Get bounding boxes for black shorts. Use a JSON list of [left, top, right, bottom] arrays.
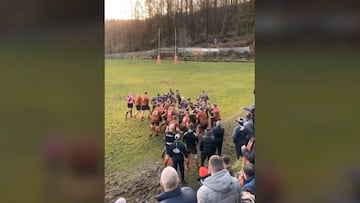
[[127, 103, 133, 108], [141, 105, 150, 110], [136, 105, 141, 111], [199, 123, 208, 130], [186, 147, 197, 155], [152, 121, 160, 126]]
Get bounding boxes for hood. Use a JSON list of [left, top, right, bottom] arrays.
[[156, 186, 182, 201], [203, 169, 235, 193]]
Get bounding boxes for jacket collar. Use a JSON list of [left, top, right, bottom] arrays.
[[156, 186, 182, 201], [244, 175, 255, 185]]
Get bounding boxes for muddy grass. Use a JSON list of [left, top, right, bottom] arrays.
[[105, 113, 245, 203]]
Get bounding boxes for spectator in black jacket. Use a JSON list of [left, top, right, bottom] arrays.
[[183, 124, 199, 169], [212, 121, 225, 156], [156, 166, 197, 203], [232, 118, 248, 159], [169, 134, 188, 184], [199, 129, 216, 166]]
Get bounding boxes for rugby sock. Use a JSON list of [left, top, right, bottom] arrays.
[[164, 157, 169, 167]]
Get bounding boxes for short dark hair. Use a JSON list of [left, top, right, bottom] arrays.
[[222, 155, 230, 165], [209, 155, 224, 173], [188, 123, 194, 130], [243, 163, 255, 178]]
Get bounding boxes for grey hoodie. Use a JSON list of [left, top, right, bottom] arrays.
[[197, 169, 242, 203]]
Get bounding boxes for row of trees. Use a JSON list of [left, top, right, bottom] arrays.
[[105, 0, 254, 53]]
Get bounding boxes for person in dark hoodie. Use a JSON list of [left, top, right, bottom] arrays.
[[197, 155, 242, 203], [169, 134, 188, 184], [199, 129, 216, 166], [212, 120, 225, 156], [183, 123, 199, 169], [232, 117, 248, 159], [156, 166, 197, 203]]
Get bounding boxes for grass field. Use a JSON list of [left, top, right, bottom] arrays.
[[105, 59, 254, 201]]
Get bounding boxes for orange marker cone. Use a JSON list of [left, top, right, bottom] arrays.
[[157, 55, 161, 63]]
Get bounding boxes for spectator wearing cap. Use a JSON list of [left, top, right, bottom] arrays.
[[212, 120, 225, 156], [199, 129, 216, 166], [156, 166, 197, 203], [169, 134, 188, 184], [232, 118, 248, 159], [197, 166, 211, 188], [197, 155, 241, 203]]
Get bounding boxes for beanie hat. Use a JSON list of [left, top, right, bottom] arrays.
[[198, 167, 209, 177]]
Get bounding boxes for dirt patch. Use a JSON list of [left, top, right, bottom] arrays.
[[105, 161, 163, 203]]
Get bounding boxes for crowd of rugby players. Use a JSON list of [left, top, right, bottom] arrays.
[[125, 89, 222, 181], [126, 88, 221, 138]]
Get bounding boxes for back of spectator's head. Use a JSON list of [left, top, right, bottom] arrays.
[[209, 155, 224, 174], [222, 155, 231, 166], [160, 166, 179, 192], [243, 163, 255, 179], [115, 197, 126, 203]]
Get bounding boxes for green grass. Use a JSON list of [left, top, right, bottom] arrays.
[[105, 59, 254, 181]]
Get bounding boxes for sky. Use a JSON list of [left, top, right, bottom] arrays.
[[105, 0, 145, 20]]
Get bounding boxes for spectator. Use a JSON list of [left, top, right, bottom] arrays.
[[199, 129, 216, 166], [197, 155, 242, 203], [115, 197, 126, 203], [169, 134, 188, 184], [212, 121, 225, 156], [241, 136, 255, 165], [222, 155, 234, 176], [156, 166, 197, 203], [197, 166, 210, 188], [232, 118, 248, 159], [241, 163, 255, 195], [243, 113, 254, 143]]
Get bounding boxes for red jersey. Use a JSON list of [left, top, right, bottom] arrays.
[[197, 110, 208, 124], [212, 107, 221, 120], [151, 107, 161, 122], [167, 106, 175, 121], [135, 95, 142, 105], [181, 115, 190, 127], [141, 94, 149, 106]]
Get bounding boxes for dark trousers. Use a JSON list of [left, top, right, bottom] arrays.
[[200, 153, 214, 166], [215, 141, 223, 156], [172, 158, 185, 182]]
